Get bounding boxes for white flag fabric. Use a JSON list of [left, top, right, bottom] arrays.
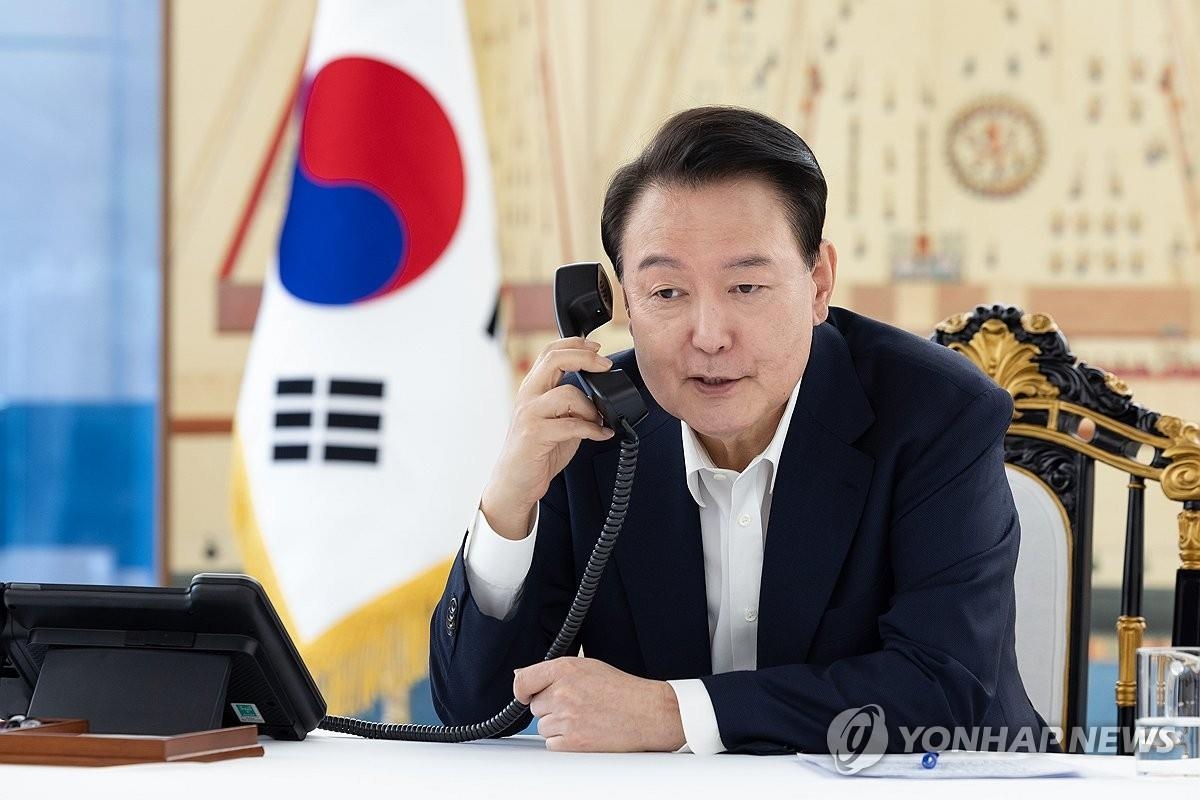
[[232, 0, 509, 718]]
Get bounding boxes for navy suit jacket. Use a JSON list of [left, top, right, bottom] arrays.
[[430, 306, 1047, 754]]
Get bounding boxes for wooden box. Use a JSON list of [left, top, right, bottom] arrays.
[[0, 720, 264, 766]]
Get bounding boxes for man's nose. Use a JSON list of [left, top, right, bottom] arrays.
[[690, 301, 733, 354]]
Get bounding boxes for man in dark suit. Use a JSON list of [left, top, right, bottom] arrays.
[[429, 106, 1047, 754]]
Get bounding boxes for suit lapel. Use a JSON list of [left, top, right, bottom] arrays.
[[593, 400, 712, 680], [757, 322, 876, 668], [593, 319, 876, 677]]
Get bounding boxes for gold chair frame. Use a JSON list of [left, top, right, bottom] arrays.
[[935, 305, 1200, 753]]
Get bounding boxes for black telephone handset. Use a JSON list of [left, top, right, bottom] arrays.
[[553, 262, 648, 432], [321, 262, 643, 744]]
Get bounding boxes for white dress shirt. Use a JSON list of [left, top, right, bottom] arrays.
[[463, 377, 802, 754]]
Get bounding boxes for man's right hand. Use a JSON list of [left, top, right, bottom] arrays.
[[479, 337, 616, 540]]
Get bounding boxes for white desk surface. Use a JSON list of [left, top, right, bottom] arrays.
[[0, 731, 1172, 798]]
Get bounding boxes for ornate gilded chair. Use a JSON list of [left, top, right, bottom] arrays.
[[933, 305, 1200, 753]]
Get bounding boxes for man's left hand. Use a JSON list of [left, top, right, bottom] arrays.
[[513, 657, 686, 752]]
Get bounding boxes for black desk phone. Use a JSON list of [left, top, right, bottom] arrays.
[[320, 262, 646, 741]]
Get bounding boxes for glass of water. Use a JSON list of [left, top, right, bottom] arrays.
[[1136, 646, 1200, 776]]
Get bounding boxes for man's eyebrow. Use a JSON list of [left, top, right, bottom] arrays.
[[636, 254, 680, 270], [726, 254, 773, 268], [635, 254, 774, 270]]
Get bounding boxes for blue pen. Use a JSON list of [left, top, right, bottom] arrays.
[[921, 751, 939, 769]]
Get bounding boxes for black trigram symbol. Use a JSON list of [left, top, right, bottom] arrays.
[[271, 377, 385, 464], [272, 378, 314, 461], [323, 378, 383, 463]]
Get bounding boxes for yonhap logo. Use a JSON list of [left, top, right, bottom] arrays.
[[827, 704, 889, 774]]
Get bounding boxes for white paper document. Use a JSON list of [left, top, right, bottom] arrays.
[[798, 751, 1083, 779]]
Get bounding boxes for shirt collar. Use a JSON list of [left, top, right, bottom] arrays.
[[681, 376, 803, 507]]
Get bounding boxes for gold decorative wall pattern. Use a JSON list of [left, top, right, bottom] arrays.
[[166, 0, 1200, 592], [944, 95, 1045, 198]]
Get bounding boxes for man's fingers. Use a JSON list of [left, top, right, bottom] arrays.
[[535, 713, 564, 739], [513, 659, 561, 704], [538, 336, 599, 358], [536, 417, 613, 444], [524, 387, 613, 442], [523, 348, 613, 397], [528, 689, 555, 719], [530, 384, 604, 426]]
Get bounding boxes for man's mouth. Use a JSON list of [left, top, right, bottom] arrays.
[[691, 376, 742, 389]]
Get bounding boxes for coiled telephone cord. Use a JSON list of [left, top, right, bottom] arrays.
[[318, 420, 640, 742]]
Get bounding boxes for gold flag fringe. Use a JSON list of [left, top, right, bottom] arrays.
[[301, 560, 452, 718], [230, 432, 453, 719], [229, 433, 301, 641]]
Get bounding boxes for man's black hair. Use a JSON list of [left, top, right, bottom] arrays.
[[600, 106, 827, 281]]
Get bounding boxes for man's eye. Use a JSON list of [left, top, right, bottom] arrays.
[[734, 284, 761, 294], [654, 288, 680, 300]]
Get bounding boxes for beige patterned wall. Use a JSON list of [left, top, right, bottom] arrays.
[[167, 0, 314, 576], [168, 0, 1200, 593]]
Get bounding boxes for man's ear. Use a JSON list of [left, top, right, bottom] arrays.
[[622, 286, 634, 337], [811, 240, 837, 325]]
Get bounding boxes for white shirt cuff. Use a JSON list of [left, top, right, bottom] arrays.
[[666, 679, 725, 755], [463, 504, 539, 620]]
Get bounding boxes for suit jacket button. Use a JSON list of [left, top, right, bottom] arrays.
[[446, 596, 459, 636]]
